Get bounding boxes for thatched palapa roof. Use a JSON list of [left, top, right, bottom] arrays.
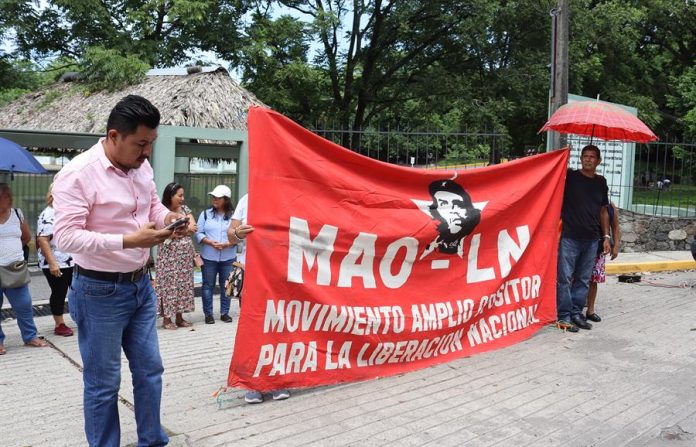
[[0, 67, 264, 134]]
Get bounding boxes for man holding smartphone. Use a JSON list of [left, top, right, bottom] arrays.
[[52, 95, 183, 447], [164, 216, 189, 230]]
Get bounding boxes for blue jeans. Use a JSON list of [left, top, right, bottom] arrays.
[[69, 271, 168, 447], [0, 285, 38, 344], [201, 259, 234, 317], [556, 237, 599, 322]]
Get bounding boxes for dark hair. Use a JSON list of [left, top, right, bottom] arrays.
[[161, 182, 183, 210], [429, 180, 474, 207], [0, 182, 11, 197], [581, 145, 601, 159], [208, 197, 234, 220], [106, 95, 160, 136], [428, 179, 480, 240]]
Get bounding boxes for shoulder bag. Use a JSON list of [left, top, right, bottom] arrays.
[[225, 261, 245, 300], [0, 260, 30, 289]]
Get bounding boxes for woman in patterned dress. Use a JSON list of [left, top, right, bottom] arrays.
[[586, 201, 620, 322], [155, 182, 197, 330]]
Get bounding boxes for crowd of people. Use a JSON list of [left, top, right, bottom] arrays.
[[0, 95, 619, 446], [0, 170, 251, 350], [0, 145, 253, 341], [0, 95, 288, 446]]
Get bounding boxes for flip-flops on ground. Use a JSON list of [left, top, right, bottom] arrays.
[[24, 338, 48, 347]]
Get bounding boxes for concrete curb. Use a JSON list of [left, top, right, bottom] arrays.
[[606, 260, 696, 274]]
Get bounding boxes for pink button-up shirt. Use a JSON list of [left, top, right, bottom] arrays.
[[53, 138, 169, 272]]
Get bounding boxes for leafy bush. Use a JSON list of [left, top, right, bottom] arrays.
[[78, 46, 150, 93], [0, 88, 32, 107]]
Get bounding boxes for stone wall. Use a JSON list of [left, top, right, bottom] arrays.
[[619, 208, 696, 252]]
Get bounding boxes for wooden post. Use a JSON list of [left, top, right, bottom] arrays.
[[549, 0, 569, 150]]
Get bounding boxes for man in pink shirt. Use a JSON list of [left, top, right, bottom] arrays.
[[53, 95, 181, 447]]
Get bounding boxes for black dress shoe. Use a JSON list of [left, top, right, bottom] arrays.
[[220, 314, 233, 323], [585, 312, 602, 322], [205, 315, 215, 324], [571, 314, 592, 330]]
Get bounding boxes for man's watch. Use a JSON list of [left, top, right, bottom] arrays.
[[603, 235, 611, 239]]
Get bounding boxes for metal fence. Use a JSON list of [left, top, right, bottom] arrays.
[[315, 128, 696, 218], [173, 173, 237, 218], [312, 128, 509, 169], [3, 170, 237, 264], [9, 132, 696, 264], [314, 129, 696, 217], [0, 171, 54, 264], [627, 141, 696, 217]]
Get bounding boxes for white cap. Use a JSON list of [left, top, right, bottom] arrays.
[[208, 185, 231, 198]]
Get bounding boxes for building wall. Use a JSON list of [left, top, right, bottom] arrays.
[[618, 208, 696, 252]]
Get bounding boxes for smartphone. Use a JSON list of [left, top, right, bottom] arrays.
[[164, 216, 189, 231]]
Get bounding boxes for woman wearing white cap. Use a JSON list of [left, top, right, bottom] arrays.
[[195, 185, 237, 324]]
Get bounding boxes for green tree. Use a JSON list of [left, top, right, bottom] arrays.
[[0, 0, 250, 66], [569, 0, 696, 138], [243, 1, 695, 151], [238, 13, 328, 124], [669, 67, 696, 138], [2, 0, 695, 152], [242, 1, 502, 149], [238, 1, 558, 154], [79, 46, 150, 92]]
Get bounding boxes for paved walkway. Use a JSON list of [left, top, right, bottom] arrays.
[[3, 256, 696, 446]]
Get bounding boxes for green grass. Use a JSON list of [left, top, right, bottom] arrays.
[[433, 155, 507, 168], [435, 158, 489, 168], [631, 184, 696, 209], [35, 90, 62, 110]]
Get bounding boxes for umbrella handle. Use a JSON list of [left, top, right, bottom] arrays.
[[590, 124, 595, 145]]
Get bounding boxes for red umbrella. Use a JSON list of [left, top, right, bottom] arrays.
[[539, 100, 658, 143]]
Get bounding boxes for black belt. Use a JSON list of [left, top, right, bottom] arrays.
[[76, 265, 147, 283]]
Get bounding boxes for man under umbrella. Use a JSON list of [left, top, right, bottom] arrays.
[[555, 145, 611, 332], [539, 99, 657, 331]]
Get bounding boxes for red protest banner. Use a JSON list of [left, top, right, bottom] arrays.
[[228, 107, 568, 391]]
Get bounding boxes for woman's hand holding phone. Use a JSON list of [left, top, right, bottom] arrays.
[[164, 216, 189, 231], [164, 214, 190, 239]]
